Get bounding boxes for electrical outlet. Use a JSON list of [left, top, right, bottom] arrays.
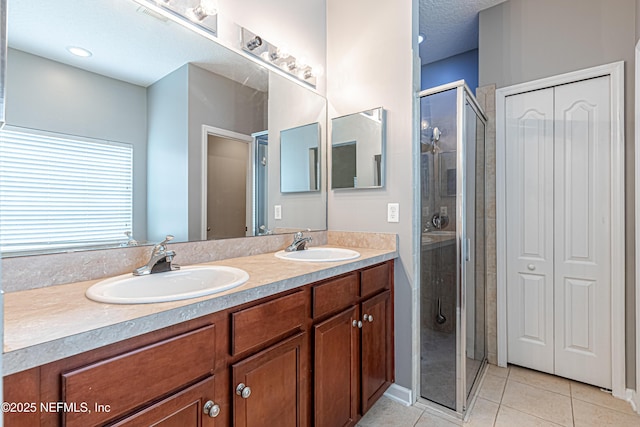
[[387, 203, 399, 223], [274, 205, 282, 220], [440, 206, 448, 216]]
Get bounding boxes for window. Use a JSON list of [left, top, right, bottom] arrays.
[[0, 127, 133, 255]]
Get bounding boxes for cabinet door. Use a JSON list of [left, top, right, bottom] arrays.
[[314, 306, 359, 427], [361, 290, 392, 413], [232, 333, 306, 427], [109, 376, 219, 427]]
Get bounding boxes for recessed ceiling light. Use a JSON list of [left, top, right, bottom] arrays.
[[67, 46, 92, 58], [418, 33, 425, 44]]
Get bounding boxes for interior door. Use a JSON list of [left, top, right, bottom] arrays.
[[505, 77, 613, 389], [505, 87, 555, 374], [553, 76, 611, 388]]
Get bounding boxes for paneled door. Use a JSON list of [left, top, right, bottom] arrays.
[[505, 76, 612, 388]]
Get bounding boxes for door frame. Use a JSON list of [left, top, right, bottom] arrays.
[[200, 125, 253, 241], [496, 62, 625, 398]]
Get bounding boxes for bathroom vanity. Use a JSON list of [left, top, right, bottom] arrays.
[[3, 245, 395, 427]]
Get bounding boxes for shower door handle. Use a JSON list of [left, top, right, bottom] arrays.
[[464, 238, 471, 262]]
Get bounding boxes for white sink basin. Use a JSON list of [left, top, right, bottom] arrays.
[[86, 265, 249, 304], [275, 247, 360, 262]]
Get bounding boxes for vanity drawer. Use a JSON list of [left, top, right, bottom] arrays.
[[62, 324, 216, 427], [312, 273, 358, 319], [360, 262, 390, 298], [231, 290, 306, 356]]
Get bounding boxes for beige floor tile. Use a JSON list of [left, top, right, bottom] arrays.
[[478, 373, 506, 403], [573, 399, 640, 427], [486, 363, 509, 379], [494, 406, 564, 427], [501, 380, 573, 426], [571, 381, 637, 415], [466, 398, 499, 427], [508, 365, 571, 396], [357, 397, 423, 427], [414, 411, 461, 427]]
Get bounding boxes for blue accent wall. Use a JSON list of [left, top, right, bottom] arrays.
[[421, 49, 479, 92]]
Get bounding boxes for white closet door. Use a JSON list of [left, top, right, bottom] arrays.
[[505, 88, 555, 373], [553, 76, 611, 388]]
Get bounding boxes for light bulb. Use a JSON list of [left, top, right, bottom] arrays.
[[186, 2, 217, 22], [312, 65, 324, 77], [278, 46, 291, 59]]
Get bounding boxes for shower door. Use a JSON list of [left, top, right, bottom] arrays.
[[419, 81, 486, 415]]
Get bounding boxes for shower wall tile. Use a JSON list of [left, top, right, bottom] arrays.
[[476, 84, 498, 362]]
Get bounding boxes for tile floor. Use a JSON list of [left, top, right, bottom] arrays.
[[357, 364, 640, 426]]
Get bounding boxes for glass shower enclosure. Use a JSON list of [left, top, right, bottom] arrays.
[[418, 81, 487, 416]]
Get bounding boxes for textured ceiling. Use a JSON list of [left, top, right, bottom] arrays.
[[419, 0, 507, 65]]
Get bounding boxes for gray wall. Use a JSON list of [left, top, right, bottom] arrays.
[[187, 64, 267, 241], [5, 48, 148, 241], [147, 65, 189, 242], [479, 0, 637, 388], [147, 63, 268, 243], [268, 71, 327, 233], [327, 0, 416, 390]]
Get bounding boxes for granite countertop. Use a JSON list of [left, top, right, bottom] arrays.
[[3, 244, 397, 375]]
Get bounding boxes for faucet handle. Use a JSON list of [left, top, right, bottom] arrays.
[[154, 235, 174, 252], [293, 231, 303, 240]]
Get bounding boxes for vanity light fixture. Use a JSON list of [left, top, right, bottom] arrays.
[[138, 0, 217, 37], [241, 27, 319, 88], [186, 2, 217, 22], [67, 46, 92, 57]]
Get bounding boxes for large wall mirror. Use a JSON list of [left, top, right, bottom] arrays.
[[331, 107, 385, 190], [0, 0, 327, 256]]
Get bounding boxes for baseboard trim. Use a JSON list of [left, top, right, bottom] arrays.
[[383, 383, 413, 406], [626, 388, 640, 414]]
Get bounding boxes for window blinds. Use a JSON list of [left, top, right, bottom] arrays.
[[0, 128, 133, 254]]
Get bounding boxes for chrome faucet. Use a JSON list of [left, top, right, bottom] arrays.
[[285, 232, 312, 252], [133, 235, 180, 275]]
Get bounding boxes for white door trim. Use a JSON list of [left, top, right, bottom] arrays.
[[496, 62, 626, 398], [634, 41, 640, 413], [200, 125, 252, 241]]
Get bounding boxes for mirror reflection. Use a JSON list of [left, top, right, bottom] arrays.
[[0, 0, 327, 256], [280, 122, 320, 193], [331, 107, 385, 190]]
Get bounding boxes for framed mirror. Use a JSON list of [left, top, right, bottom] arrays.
[[280, 122, 320, 193], [0, 0, 327, 256], [331, 107, 385, 190]]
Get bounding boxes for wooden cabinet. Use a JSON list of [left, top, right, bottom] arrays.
[[62, 325, 216, 426], [314, 306, 359, 427], [313, 263, 394, 427], [3, 261, 394, 427], [231, 333, 306, 427], [361, 290, 393, 413], [110, 376, 219, 427]]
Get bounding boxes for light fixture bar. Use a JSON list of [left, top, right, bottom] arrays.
[[240, 27, 317, 88]]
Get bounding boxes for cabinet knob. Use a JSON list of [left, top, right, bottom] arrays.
[[352, 319, 362, 329], [236, 383, 252, 399], [363, 314, 374, 322], [203, 400, 220, 418], [527, 264, 536, 271]]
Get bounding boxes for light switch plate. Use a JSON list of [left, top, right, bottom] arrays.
[[274, 205, 282, 220], [387, 203, 399, 223]]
